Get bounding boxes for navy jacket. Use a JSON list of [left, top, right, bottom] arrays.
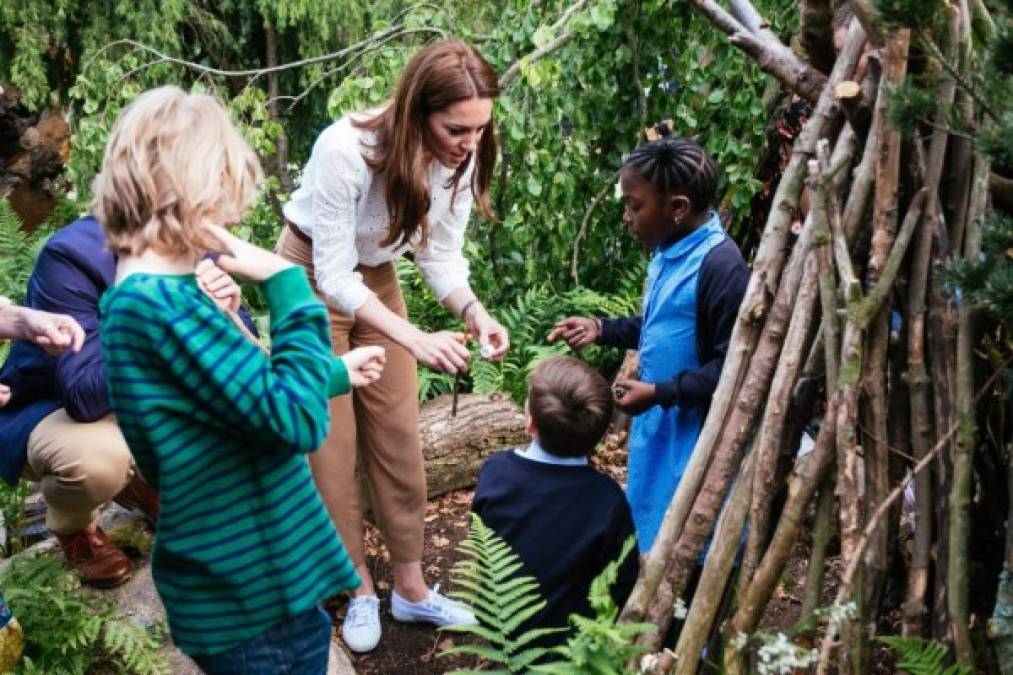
[[472, 452, 639, 643], [0, 215, 256, 485], [598, 236, 748, 410]]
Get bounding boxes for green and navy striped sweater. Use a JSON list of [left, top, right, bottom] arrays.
[[99, 266, 359, 655]]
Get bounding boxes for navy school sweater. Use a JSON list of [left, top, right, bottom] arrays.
[[471, 451, 639, 642]]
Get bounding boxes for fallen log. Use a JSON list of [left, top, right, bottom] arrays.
[[418, 393, 528, 497]]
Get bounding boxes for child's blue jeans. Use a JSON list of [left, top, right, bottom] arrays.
[[190, 607, 333, 674]]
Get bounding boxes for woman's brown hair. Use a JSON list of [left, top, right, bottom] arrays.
[[354, 40, 499, 248]]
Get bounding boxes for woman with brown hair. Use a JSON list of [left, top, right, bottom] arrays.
[[277, 40, 509, 652]]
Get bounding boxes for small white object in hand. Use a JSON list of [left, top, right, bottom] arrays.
[[480, 345, 495, 360]]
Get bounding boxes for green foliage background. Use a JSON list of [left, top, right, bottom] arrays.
[[0, 0, 790, 401]]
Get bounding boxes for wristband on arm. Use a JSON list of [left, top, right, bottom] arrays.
[[459, 298, 480, 322]]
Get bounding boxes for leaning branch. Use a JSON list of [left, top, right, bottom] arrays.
[[687, 0, 829, 103], [82, 26, 446, 81]]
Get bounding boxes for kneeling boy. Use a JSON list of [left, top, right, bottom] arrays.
[[472, 356, 639, 639]]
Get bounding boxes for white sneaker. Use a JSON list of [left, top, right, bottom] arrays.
[[342, 595, 381, 653], [391, 583, 478, 627]]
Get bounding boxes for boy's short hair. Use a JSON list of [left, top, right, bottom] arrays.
[[93, 86, 264, 257], [527, 356, 613, 458]]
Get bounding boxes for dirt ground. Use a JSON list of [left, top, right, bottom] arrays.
[[327, 489, 480, 675]]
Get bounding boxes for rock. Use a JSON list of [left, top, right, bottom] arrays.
[[102, 563, 164, 631]]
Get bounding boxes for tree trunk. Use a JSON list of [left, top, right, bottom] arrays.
[[856, 29, 909, 667], [902, 7, 959, 636], [672, 450, 757, 675], [264, 23, 291, 192], [948, 152, 989, 666]]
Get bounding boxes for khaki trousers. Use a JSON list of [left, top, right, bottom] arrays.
[[24, 410, 133, 535], [278, 227, 426, 565]]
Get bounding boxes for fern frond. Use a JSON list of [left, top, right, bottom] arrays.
[[442, 514, 566, 672], [877, 636, 973, 675]]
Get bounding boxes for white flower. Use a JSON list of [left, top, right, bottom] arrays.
[[639, 653, 659, 674], [673, 596, 688, 620], [731, 631, 749, 652], [754, 632, 818, 675], [816, 599, 859, 637]]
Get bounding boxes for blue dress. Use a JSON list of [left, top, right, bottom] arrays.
[[627, 214, 727, 551]]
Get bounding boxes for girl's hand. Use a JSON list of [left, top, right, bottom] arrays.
[[613, 378, 657, 416], [207, 225, 294, 283], [547, 316, 599, 350], [195, 259, 242, 314], [408, 330, 470, 374], [467, 306, 509, 361], [341, 346, 386, 387], [0, 383, 10, 408]]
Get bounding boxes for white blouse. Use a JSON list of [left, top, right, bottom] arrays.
[[283, 112, 474, 315]]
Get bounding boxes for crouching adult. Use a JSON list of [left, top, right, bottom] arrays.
[[0, 214, 252, 587]]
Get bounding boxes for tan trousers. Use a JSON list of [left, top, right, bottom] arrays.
[[23, 410, 133, 535], [278, 227, 426, 565]]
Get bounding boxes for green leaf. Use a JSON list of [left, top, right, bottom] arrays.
[[532, 26, 555, 49], [526, 176, 543, 196], [589, 4, 614, 31]]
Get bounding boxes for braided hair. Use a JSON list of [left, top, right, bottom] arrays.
[[621, 137, 718, 213]]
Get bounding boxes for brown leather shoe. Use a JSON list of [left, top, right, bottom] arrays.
[[113, 472, 159, 526], [56, 528, 132, 588]]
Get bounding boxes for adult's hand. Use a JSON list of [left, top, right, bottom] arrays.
[[207, 225, 294, 283], [0, 383, 9, 407], [547, 316, 599, 350], [11, 306, 86, 355], [613, 378, 657, 416], [196, 258, 242, 313], [467, 306, 509, 361], [342, 346, 386, 387], [409, 330, 470, 374]]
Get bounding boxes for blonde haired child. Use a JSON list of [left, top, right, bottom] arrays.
[[96, 85, 385, 673]]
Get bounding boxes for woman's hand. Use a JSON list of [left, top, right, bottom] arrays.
[[195, 259, 242, 314], [0, 384, 10, 408], [547, 316, 599, 350], [341, 346, 386, 387], [467, 306, 509, 361], [207, 225, 294, 283], [613, 378, 657, 416], [409, 330, 470, 374]]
